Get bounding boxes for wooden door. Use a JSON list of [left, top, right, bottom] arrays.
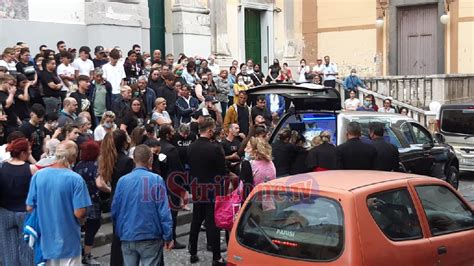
[[245, 9, 261, 65], [398, 4, 438, 75]]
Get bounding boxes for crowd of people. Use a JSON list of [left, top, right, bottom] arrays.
[[0, 40, 402, 266]]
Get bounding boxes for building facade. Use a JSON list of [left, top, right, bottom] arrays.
[[301, 0, 473, 76], [1, 0, 472, 76]]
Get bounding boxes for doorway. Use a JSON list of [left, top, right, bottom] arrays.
[[245, 9, 261, 65], [397, 4, 438, 75]]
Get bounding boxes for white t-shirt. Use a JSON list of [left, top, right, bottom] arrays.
[[102, 63, 126, 94], [344, 98, 361, 111], [378, 107, 396, 113], [72, 58, 94, 77], [0, 60, 17, 73], [94, 124, 117, 141], [152, 110, 171, 124], [56, 63, 76, 91], [297, 66, 310, 82], [313, 64, 324, 73], [208, 63, 220, 77]]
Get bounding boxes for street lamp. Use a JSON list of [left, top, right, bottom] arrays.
[[375, 18, 384, 28], [440, 13, 450, 24], [375, 0, 388, 28]]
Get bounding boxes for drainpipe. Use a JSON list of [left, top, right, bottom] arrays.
[[149, 0, 165, 54]]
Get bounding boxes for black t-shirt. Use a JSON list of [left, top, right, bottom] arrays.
[[70, 91, 91, 115], [172, 132, 197, 165], [121, 112, 144, 135], [0, 91, 19, 129], [236, 105, 250, 135], [40, 70, 62, 97], [43, 127, 54, 138], [93, 58, 108, 68], [237, 73, 252, 85], [250, 72, 265, 86], [16, 61, 36, 81], [19, 121, 45, 161], [14, 88, 30, 121], [221, 138, 242, 156]]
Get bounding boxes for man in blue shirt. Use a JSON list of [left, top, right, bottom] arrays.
[[343, 68, 366, 100], [112, 144, 174, 265], [26, 141, 91, 265]]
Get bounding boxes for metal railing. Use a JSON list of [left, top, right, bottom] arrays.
[[336, 82, 437, 129]]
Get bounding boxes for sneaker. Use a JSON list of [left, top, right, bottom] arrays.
[[190, 255, 200, 264], [172, 241, 186, 250], [82, 253, 100, 265]]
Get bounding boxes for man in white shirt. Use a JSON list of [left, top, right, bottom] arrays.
[[57, 51, 75, 95], [72, 46, 94, 78], [207, 55, 220, 80], [321, 56, 338, 88], [102, 48, 126, 101]]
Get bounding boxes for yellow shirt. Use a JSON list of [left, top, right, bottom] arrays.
[[233, 83, 248, 103]]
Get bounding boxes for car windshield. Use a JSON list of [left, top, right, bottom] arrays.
[[272, 112, 337, 147], [236, 191, 344, 261], [441, 109, 474, 135]]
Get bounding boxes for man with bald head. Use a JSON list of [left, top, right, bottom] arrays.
[[153, 49, 162, 66], [58, 97, 78, 127], [26, 140, 91, 265]]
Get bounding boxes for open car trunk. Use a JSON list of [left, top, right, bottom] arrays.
[[246, 83, 342, 111]]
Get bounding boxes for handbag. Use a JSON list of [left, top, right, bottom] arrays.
[[214, 181, 243, 230]]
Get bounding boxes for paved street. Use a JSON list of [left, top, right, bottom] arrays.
[[93, 230, 228, 265], [459, 172, 474, 204], [92, 174, 474, 265]]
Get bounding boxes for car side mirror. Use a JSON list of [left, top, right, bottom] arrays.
[[434, 133, 445, 144]]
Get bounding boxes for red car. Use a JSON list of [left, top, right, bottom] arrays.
[[227, 171, 474, 265]]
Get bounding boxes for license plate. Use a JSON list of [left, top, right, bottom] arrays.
[[461, 158, 474, 166]]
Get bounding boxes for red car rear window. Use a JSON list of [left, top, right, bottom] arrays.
[[236, 191, 344, 261]]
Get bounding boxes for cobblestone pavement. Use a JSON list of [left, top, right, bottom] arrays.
[[93, 230, 228, 265]]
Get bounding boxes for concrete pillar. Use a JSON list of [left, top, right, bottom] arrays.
[[431, 76, 447, 104], [210, 0, 232, 58], [172, 0, 211, 57], [84, 0, 150, 52]]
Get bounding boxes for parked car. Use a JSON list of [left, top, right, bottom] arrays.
[[436, 104, 474, 172], [227, 171, 474, 266], [247, 83, 460, 188]]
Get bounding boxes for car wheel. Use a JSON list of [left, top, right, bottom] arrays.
[[446, 165, 459, 190]]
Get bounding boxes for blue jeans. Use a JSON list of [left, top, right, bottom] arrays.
[[0, 208, 34, 266], [121, 239, 164, 266]]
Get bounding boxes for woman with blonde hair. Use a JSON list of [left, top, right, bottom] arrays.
[[0, 47, 17, 72], [240, 137, 276, 199], [94, 111, 116, 141], [152, 97, 172, 126], [306, 130, 337, 172]]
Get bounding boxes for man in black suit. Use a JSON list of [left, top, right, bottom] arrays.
[[369, 122, 400, 171], [337, 121, 377, 170], [187, 118, 226, 266], [158, 125, 187, 249]]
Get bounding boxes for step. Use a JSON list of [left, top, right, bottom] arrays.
[[93, 205, 194, 248]]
